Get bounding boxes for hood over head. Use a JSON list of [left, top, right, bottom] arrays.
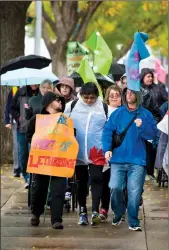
[[122, 87, 142, 109], [140, 68, 154, 85], [55, 77, 75, 93], [41, 91, 65, 114], [120, 73, 126, 82]]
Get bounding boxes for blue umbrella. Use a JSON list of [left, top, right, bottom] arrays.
[[1, 68, 58, 86]]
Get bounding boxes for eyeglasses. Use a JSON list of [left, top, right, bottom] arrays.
[[82, 95, 97, 100], [109, 94, 121, 99]]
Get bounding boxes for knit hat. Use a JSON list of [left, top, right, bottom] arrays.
[[41, 92, 65, 113]]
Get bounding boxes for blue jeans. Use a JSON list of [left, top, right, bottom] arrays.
[[109, 163, 146, 227], [17, 131, 30, 182], [12, 123, 20, 174]]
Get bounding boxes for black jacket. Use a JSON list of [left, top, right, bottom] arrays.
[[141, 87, 162, 123], [26, 92, 65, 143], [140, 68, 168, 108], [11, 86, 39, 132], [25, 92, 43, 120]]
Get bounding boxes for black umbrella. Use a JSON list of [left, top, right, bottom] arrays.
[[0, 55, 52, 75], [109, 63, 126, 82], [70, 72, 114, 89]]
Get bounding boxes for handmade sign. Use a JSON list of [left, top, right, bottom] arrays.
[[126, 31, 150, 91], [27, 113, 79, 178], [66, 42, 89, 75]]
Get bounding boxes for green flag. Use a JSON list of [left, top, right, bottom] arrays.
[[86, 30, 112, 75], [77, 56, 103, 99]]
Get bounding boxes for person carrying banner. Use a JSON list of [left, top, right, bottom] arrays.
[[102, 88, 157, 231], [26, 92, 66, 229]]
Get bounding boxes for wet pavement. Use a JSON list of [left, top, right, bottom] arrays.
[[1, 165, 168, 250]]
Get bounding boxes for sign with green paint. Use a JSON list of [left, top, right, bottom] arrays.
[[66, 42, 89, 75]]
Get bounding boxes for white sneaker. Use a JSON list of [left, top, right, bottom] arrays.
[[65, 192, 71, 201], [129, 226, 142, 231], [24, 183, 29, 189]]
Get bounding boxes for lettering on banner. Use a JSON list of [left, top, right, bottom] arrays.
[[29, 155, 76, 169], [60, 141, 72, 152], [32, 139, 55, 150], [57, 115, 68, 126]]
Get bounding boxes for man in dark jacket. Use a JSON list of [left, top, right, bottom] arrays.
[[11, 85, 39, 187], [26, 92, 66, 229], [4, 87, 20, 177]]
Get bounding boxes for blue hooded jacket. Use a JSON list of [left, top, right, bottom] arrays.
[[102, 92, 158, 166]]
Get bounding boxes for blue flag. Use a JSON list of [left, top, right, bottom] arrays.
[[126, 32, 150, 91]]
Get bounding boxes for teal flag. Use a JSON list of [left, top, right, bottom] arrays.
[[126, 31, 150, 91]]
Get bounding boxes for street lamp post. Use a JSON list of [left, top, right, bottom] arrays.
[[34, 1, 42, 55]]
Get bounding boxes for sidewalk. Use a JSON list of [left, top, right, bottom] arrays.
[[1, 165, 168, 250]]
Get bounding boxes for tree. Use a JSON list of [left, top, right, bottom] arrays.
[[27, 1, 167, 74], [87, 1, 168, 62], [0, 1, 31, 164], [40, 1, 102, 76]]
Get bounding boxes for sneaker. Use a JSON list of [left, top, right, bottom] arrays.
[[65, 192, 71, 201], [112, 215, 122, 226], [149, 174, 156, 180], [14, 173, 20, 178], [78, 213, 89, 225], [24, 183, 29, 189], [99, 208, 108, 221], [30, 215, 40, 226], [129, 226, 142, 231], [52, 222, 64, 229], [91, 211, 101, 226], [122, 214, 126, 221]]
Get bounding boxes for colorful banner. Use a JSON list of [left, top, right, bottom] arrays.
[[126, 31, 150, 91], [27, 113, 79, 178], [66, 42, 88, 75], [155, 59, 167, 84]]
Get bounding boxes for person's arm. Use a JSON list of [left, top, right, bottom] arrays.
[[102, 112, 117, 153], [25, 116, 36, 144], [137, 110, 158, 140], [10, 89, 20, 122], [64, 101, 72, 116], [4, 90, 12, 125], [24, 101, 33, 120], [159, 83, 168, 102], [160, 101, 168, 118]]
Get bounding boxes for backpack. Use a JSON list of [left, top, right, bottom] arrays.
[[70, 99, 108, 118]]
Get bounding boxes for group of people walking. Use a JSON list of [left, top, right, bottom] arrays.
[[4, 67, 168, 231]]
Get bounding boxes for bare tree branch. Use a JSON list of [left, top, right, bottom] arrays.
[[42, 4, 56, 33], [62, 2, 78, 36], [72, 1, 102, 42], [42, 18, 55, 56], [52, 1, 67, 42]]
